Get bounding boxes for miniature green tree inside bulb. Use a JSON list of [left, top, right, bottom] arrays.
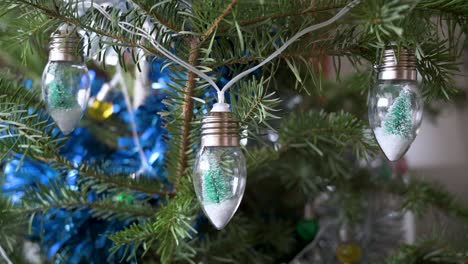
[[383, 89, 413, 138], [202, 156, 231, 204]]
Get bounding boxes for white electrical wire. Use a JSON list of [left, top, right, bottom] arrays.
[[82, 1, 221, 92], [0, 245, 13, 264], [118, 21, 221, 92], [83, 0, 361, 105], [110, 66, 153, 178], [221, 0, 361, 94]]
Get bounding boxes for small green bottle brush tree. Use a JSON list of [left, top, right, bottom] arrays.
[[203, 162, 231, 204], [383, 89, 413, 138]]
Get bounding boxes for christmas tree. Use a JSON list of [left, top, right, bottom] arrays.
[[0, 0, 467, 263], [383, 89, 413, 138]]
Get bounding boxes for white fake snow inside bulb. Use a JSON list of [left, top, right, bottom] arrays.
[[374, 127, 411, 161], [50, 108, 84, 135], [202, 199, 240, 229]]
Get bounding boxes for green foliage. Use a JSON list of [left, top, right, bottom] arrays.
[[416, 41, 462, 100], [55, 158, 168, 197], [109, 190, 197, 263], [229, 76, 281, 139], [161, 62, 205, 185], [0, 77, 63, 162], [279, 110, 377, 159], [0, 9, 50, 79], [386, 240, 468, 264], [21, 180, 156, 221], [355, 0, 411, 44], [1, 0, 468, 263], [398, 178, 468, 222], [0, 197, 25, 254], [247, 110, 378, 198], [191, 216, 296, 264]]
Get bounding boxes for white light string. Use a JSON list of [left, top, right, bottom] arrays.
[[221, 0, 361, 94], [83, 0, 360, 105], [0, 245, 13, 264], [109, 66, 153, 178], [82, 1, 221, 92]]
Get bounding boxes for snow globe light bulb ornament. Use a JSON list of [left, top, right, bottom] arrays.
[[193, 103, 246, 230], [368, 47, 423, 161], [42, 24, 91, 135]]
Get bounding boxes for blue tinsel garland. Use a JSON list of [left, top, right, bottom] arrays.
[[2, 60, 171, 263]]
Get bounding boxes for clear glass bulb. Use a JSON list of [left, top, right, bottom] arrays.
[[42, 61, 91, 135], [368, 80, 423, 161], [192, 146, 246, 229]]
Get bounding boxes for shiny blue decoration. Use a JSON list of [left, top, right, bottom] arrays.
[[1, 60, 170, 263]]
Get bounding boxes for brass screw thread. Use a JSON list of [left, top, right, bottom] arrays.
[[377, 47, 417, 81], [201, 112, 240, 147], [49, 25, 84, 62]]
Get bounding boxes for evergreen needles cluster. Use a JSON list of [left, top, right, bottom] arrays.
[[0, 0, 468, 263]]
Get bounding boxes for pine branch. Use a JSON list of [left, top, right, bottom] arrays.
[[131, 0, 183, 32], [236, 4, 345, 28], [201, 0, 238, 41], [351, 171, 468, 228], [417, 0, 468, 18], [109, 192, 197, 263], [416, 41, 462, 100], [192, 216, 296, 263], [248, 111, 378, 175], [230, 0, 468, 30], [20, 181, 155, 221], [229, 76, 281, 132], [216, 48, 357, 67], [0, 12, 49, 78], [0, 78, 63, 161], [395, 177, 468, 222], [0, 76, 43, 108], [10, 0, 167, 58], [279, 112, 377, 159], [175, 38, 200, 187], [0, 198, 25, 254], [386, 240, 468, 264], [49, 156, 174, 198]]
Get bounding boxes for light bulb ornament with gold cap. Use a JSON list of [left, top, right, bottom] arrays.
[[192, 103, 246, 230], [368, 46, 423, 161], [42, 24, 91, 135]]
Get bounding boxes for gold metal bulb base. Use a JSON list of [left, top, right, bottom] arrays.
[[49, 24, 84, 62], [378, 47, 417, 81], [201, 111, 240, 147]]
